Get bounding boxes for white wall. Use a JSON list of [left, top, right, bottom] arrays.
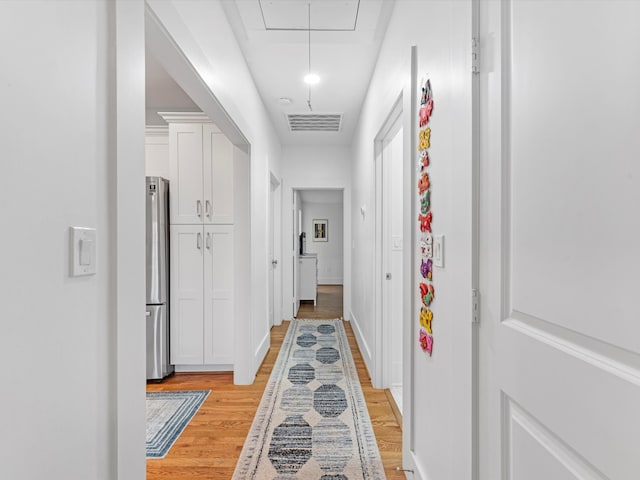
[[281, 145, 352, 320], [350, 1, 473, 479], [146, 0, 282, 383], [302, 201, 344, 284], [0, 1, 146, 478]]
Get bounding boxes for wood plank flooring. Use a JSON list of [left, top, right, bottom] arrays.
[[296, 284, 344, 320], [147, 285, 404, 479]]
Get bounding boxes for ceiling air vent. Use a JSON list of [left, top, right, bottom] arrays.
[[287, 113, 343, 132]]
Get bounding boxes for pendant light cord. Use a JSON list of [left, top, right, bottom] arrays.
[[308, 3, 311, 76]]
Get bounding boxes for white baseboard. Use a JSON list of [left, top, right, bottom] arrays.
[[174, 364, 233, 373], [317, 277, 343, 285], [254, 330, 270, 373], [405, 450, 429, 480], [349, 310, 373, 376]]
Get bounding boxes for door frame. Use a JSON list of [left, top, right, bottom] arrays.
[[471, 1, 481, 479], [373, 94, 404, 389], [113, 1, 147, 476], [286, 186, 349, 320]]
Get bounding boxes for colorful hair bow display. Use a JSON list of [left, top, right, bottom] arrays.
[[417, 79, 435, 356]]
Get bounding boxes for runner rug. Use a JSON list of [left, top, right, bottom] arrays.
[[146, 390, 209, 459], [233, 319, 386, 479]]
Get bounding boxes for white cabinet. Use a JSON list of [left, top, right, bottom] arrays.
[[203, 225, 234, 364], [163, 113, 236, 371], [170, 224, 234, 366], [168, 121, 234, 225], [203, 125, 234, 224], [299, 255, 318, 305], [169, 225, 204, 365], [144, 126, 169, 178]]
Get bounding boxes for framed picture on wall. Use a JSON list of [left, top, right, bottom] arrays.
[[312, 219, 328, 242]]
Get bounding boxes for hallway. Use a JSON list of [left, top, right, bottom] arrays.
[[147, 286, 403, 479], [4, 1, 639, 478]]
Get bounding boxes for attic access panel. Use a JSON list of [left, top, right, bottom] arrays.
[[259, 0, 360, 31]]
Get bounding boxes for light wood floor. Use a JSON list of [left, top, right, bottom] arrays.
[[296, 284, 344, 319], [147, 285, 404, 479]]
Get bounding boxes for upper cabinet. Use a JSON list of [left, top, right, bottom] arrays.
[[163, 113, 234, 225], [144, 126, 170, 179]]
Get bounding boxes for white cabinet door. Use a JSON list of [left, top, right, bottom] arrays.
[[203, 225, 234, 364], [203, 124, 234, 224], [170, 225, 204, 364], [169, 123, 203, 225]]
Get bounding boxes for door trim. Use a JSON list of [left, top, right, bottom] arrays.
[[471, 1, 480, 479]]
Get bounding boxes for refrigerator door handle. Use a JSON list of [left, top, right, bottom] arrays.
[[205, 200, 212, 218], [197, 232, 202, 250], [206, 232, 212, 250], [196, 200, 202, 218]]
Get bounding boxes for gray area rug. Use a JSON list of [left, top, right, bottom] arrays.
[[146, 390, 209, 459], [233, 319, 386, 479]]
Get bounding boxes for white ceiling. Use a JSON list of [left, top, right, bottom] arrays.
[[145, 0, 394, 145]]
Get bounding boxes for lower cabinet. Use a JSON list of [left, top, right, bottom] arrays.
[[299, 255, 318, 305], [170, 224, 234, 368]]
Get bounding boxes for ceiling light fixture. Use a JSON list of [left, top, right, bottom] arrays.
[[304, 73, 320, 85], [305, 3, 317, 111]]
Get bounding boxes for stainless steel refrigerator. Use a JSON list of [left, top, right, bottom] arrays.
[[146, 176, 174, 380]]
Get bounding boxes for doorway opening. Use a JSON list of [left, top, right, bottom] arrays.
[[292, 188, 345, 320], [373, 94, 404, 410], [145, 6, 252, 385], [269, 172, 282, 327]]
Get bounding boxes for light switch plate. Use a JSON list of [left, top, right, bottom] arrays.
[[433, 234, 444, 268], [70, 227, 97, 276], [392, 235, 403, 251]]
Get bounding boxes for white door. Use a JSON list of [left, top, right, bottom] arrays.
[[269, 177, 279, 327], [170, 225, 204, 365], [478, 2, 640, 479], [203, 225, 234, 365], [169, 123, 203, 225], [381, 124, 404, 401], [203, 124, 234, 224], [269, 187, 275, 327]]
